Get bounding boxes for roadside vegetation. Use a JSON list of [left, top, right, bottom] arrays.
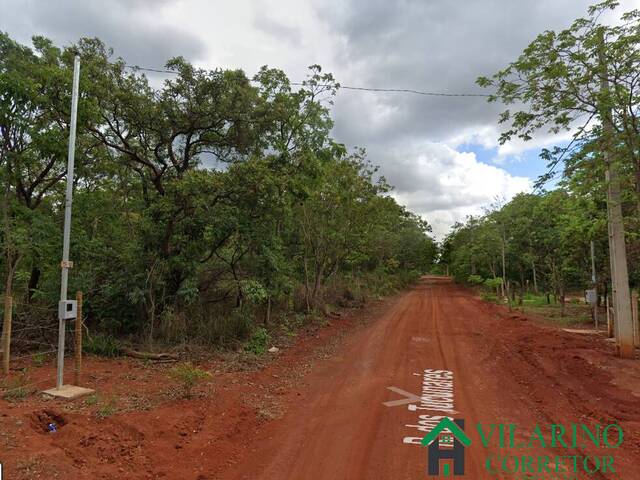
[[0, 33, 436, 353], [441, 1, 640, 331]]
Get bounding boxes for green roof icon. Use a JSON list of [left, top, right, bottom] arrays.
[[421, 418, 472, 447]]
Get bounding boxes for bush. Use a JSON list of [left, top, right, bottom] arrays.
[[83, 334, 122, 357], [244, 326, 270, 355], [484, 277, 503, 291], [467, 275, 484, 285], [168, 362, 211, 398]]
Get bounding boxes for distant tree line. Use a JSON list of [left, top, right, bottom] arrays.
[[442, 1, 640, 327]]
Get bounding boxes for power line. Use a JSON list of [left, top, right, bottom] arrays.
[[291, 83, 490, 97], [122, 64, 490, 98], [124, 65, 177, 75]]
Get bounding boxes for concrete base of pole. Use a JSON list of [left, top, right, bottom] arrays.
[[42, 385, 94, 400]]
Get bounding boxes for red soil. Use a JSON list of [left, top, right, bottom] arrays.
[[1, 277, 639, 479]]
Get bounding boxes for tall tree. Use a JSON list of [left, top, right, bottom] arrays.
[[477, 0, 639, 357]]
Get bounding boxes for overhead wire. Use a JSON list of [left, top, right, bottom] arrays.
[[122, 64, 491, 98]]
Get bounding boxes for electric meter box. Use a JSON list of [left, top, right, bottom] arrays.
[[58, 300, 78, 320], [585, 289, 597, 305]]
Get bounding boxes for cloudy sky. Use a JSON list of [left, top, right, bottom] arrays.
[[2, 0, 638, 237]]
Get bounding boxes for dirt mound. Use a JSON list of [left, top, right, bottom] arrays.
[[30, 409, 67, 433]]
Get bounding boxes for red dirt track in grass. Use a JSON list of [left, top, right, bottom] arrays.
[[1, 276, 639, 479]]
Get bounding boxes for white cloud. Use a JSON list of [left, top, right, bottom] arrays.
[[2, 0, 630, 239], [381, 141, 531, 239]]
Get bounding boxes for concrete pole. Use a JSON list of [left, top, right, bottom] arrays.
[[56, 55, 81, 389], [598, 34, 634, 358]]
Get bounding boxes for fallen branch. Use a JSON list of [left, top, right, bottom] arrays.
[[122, 348, 178, 361]]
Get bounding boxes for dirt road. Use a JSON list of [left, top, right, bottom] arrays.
[[221, 277, 640, 479], [2, 277, 639, 479]]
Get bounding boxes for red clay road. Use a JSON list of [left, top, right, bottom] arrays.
[[221, 277, 640, 480], [2, 277, 639, 479]]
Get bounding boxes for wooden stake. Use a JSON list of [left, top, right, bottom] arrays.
[[1, 295, 12, 375], [606, 295, 613, 338], [632, 290, 639, 348], [75, 291, 83, 385]]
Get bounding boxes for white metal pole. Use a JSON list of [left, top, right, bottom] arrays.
[[56, 55, 81, 389]]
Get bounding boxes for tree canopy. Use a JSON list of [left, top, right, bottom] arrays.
[[0, 32, 437, 345]]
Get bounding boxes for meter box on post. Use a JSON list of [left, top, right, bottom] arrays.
[[58, 300, 78, 320]]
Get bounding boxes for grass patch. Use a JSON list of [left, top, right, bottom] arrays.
[[96, 395, 118, 418], [480, 292, 499, 303], [31, 352, 49, 367], [522, 293, 552, 307], [1, 373, 32, 402], [84, 334, 122, 357], [521, 299, 595, 327]]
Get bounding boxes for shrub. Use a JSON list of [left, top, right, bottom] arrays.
[[244, 326, 270, 355], [484, 277, 504, 291], [83, 334, 122, 357], [467, 275, 484, 285], [169, 362, 211, 398]]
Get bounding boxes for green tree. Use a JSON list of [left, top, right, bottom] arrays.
[[477, 1, 639, 357]]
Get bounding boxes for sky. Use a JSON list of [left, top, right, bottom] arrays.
[[2, 0, 639, 238]]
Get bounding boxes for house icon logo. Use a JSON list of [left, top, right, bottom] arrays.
[[421, 418, 471, 476]]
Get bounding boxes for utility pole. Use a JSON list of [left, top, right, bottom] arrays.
[[56, 54, 81, 389], [44, 55, 93, 399], [598, 32, 635, 358]]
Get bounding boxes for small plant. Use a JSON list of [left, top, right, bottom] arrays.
[[244, 327, 270, 355], [84, 393, 99, 406], [32, 352, 48, 367], [96, 396, 118, 418], [467, 274, 484, 286], [83, 334, 122, 357], [168, 362, 211, 398]]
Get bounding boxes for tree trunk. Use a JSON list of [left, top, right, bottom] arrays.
[[518, 282, 524, 307], [311, 262, 324, 311], [26, 266, 40, 303], [265, 296, 271, 326], [303, 257, 311, 313], [2, 179, 19, 303]]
